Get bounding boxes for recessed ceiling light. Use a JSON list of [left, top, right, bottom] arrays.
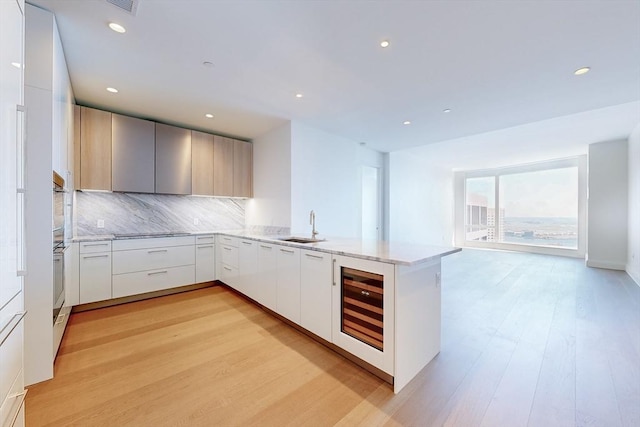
[[403, 120, 411, 125], [443, 108, 451, 113], [11, 62, 21, 68], [380, 40, 390, 48], [574, 67, 590, 76], [205, 113, 213, 118], [106, 87, 118, 93], [108, 22, 126, 33], [202, 61, 214, 68], [295, 93, 303, 98]]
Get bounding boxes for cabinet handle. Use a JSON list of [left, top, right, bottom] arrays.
[[223, 247, 232, 251], [197, 236, 213, 241], [223, 266, 232, 271], [0, 311, 26, 346], [148, 249, 168, 254], [304, 253, 323, 260], [147, 270, 168, 276], [82, 254, 109, 259], [259, 245, 272, 250], [280, 248, 294, 254], [197, 245, 214, 249], [332, 258, 336, 286], [54, 258, 61, 263], [222, 237, 231, 241], [83, 243, 109, 247], [361, 290, 370, 297], [241, 241, 252, 245]]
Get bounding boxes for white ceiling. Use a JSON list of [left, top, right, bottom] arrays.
[[30, 0, 640, 153]]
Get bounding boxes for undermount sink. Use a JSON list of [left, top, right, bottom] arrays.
[[279, 237, 326, 244]]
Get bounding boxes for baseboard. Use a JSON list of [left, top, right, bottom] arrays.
[[586, 259, 626, 270], [626, 264, 640, 287]]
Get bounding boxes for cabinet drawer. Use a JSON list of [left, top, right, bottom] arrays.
[[79, 241, 112, 253], [220, 244, 238, 267], [0, 368, 24, 427], [112, 245, 195, 274], [195, 235, 215, 244], [0, 295, 24, 413], [79, 252, 112, 304], [218, 235, 238, 247], [112, 265, 195, 298], [112, 236, 195, 251], [220, 263, 238, 282]]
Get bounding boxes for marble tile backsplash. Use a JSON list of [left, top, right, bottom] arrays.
[[74, 191, 248, 236]]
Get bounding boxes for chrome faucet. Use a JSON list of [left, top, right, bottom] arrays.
[[310, 210, 319, 239]]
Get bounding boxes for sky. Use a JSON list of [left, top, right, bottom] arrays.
[[466, 167, 578, 218]]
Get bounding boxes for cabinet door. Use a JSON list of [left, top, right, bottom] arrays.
[[300, 250, 332, 342], [238, 239, 258, 299], [213, 135, 233, 196], [191, 130, 214, 196], [112, 113, 155, 193], [195, 238, 215, 283], [155, 123, 191, 195], [332, 255, 395, 375], [64, 242, 79, 306], [233, 139, 252, 197], [79, 252, 112, 304], [80, 106, 112, 190], [257, 243, 277, 311], [276, 246, 301, 324]]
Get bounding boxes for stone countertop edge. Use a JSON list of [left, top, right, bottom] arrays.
[[71, 231, 461, 266]]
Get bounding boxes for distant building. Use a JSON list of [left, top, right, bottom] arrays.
[[466, 193, 504, 242]]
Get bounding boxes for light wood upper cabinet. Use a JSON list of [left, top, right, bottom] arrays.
[[112, 114, 155, 193], [213, 135, 234, 196], [80, 106, 112, 190], [155, 123, 192, 195], [233, 140, 252, 197], [73, 105, 80, 190], [191, 130, 215, 196]]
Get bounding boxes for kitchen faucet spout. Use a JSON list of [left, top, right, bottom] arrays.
[[310, 210, 319, 239]]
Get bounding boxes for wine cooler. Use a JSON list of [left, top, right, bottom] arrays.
[[341, 267, 384, 350]]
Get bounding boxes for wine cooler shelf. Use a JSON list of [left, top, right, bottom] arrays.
[[341, 267, 384, 351]]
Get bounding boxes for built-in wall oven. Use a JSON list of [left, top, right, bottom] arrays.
[[53, 171, 65, 323]]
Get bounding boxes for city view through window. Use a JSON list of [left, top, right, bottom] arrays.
[[465, 167, 579, 249]]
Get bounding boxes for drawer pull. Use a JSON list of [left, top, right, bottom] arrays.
[[280, 249, 294, 254], [305, 253, 323, 260], [197, 245, 214, 249], [148, 270, 168, 276], [259, 245, 272, 250], [82, 254, 109, 259], [197, 236, 213, 240], [361, 290, 370, 297], [222, 237, 231, 241], [241, 241, 252, 245], [223, 247, 232, 251], [83, 243, 109, 247], [148, 249, 168, 254], [223, 266, 232, 271], [0, 311, 26, 346]]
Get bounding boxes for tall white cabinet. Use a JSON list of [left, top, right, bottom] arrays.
[[1, 0, 27, 425]]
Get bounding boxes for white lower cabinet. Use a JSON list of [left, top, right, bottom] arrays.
[[275, 245, 301, 324], [79, 241, 112, 304], [112, 237, 195, 299], [218, 236, 239, 289], [256, 243, 277, 311], [0, 293, 26, 427], [300, 250, 332, 342], [238, 239, 258, 299], [195, 235, 215, 283]]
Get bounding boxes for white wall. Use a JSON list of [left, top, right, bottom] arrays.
[[388, 150, 454, 246], [245, 122, 292, 228], [627, 124, 640, 285], [587, 139, 628, 270], [289, 122, 383, 238]]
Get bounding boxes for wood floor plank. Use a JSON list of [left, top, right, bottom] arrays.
[[25, 250, 640, 427]]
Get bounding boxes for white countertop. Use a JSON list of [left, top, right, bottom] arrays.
[[72, 231, 461, 266]]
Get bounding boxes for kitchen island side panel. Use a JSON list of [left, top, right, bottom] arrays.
[[394, 258, 442, 393]]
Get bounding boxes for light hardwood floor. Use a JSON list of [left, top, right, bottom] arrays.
[[26, 249, 640, 426]]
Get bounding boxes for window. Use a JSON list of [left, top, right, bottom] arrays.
[[463, 158, 583, 252]]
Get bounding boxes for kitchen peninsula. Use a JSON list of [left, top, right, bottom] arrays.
[[71, 230, 459, 393]]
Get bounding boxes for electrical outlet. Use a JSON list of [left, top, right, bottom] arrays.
[[193, 218, 200, 225], [97, 219, 104, 228]]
